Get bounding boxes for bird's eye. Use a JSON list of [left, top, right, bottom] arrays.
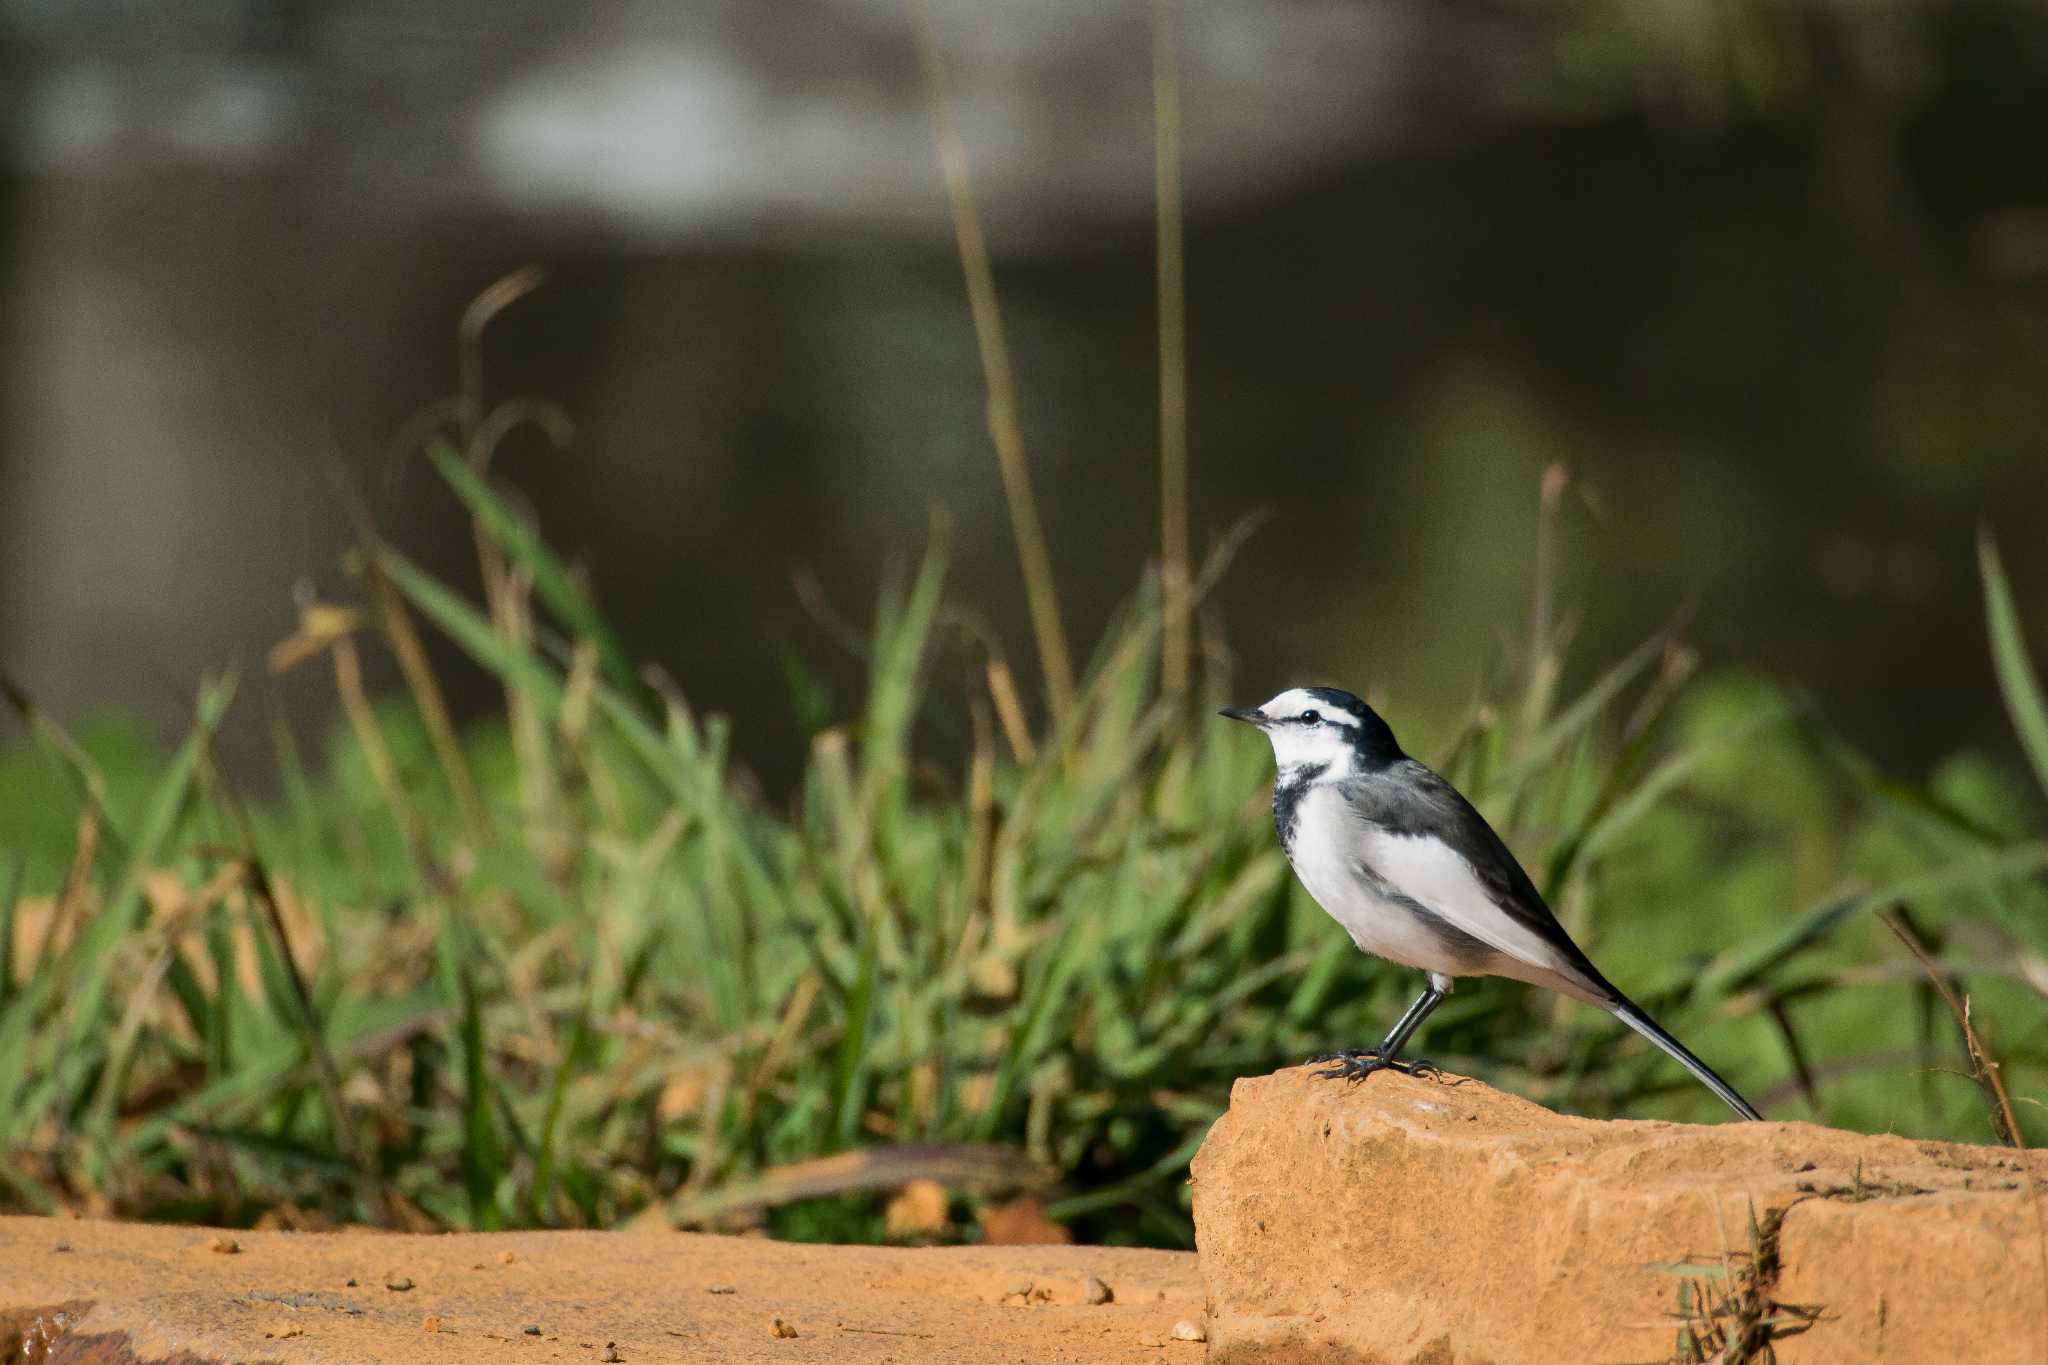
[[1299, 710, 1321, 725]]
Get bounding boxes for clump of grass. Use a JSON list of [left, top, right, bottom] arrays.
[[1649, 1203, 1824, 1364], [1, 281, 2046, 1244]]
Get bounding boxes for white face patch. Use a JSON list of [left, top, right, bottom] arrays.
[[1260, 688, 1365, 729], [1254, 687, 1366, 775]]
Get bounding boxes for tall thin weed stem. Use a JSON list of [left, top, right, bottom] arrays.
[[909, 2, 1076, 724]]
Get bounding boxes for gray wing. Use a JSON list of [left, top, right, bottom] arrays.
[[1340, 760, 1621, 1002], [1342, 762, 1764, 1117]]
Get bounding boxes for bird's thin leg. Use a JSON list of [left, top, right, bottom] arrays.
[[1375, 981, 1445, 1058], [1304, 982, 1442, 1065], [1310, 979, 1452, 1083]]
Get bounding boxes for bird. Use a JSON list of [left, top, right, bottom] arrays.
[[1220, 686, 1762, 1121]]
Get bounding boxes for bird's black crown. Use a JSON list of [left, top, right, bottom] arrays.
[[1296, 687, 1406, 766]]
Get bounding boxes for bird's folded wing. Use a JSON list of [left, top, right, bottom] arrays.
[[1345, 764, 1617, 1001]]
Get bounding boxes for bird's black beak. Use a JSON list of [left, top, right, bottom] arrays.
[[1217, 706, 1268, 728]]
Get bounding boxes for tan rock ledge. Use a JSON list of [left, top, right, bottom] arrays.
[[0, 1216, 1200, 1363], [1190, 1067, 2048, 1364]]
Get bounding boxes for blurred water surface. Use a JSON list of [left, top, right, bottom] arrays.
[[1, 0, 2045, 786]]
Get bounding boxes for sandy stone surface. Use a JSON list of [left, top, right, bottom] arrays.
[[13, 1071, 2048, 1363], [0, 1217, 1201, 1363], [1191, 1066, 2048, 1364]]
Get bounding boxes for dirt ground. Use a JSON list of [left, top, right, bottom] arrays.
[[14, 1067, 2045, 1364], [0, 1216, 1204, 1364]]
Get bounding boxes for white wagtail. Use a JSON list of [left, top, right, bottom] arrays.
[[1221, 686, 1762, 1120]]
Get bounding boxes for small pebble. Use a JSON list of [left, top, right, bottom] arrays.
[[601, 1343, 623, 1362], [498, 1249, 519, 1265], [1171, 1319, 1207, 1342], [707, 1284, 736, 1295], [1003, 1277, 1048, 1309], [768, 1316, 799, 1340], [264, 1322, 304, 1340], [204, 1235, 241, 1255], [1137, 1331, 1166, 1348], [1082, 1275, 1113, 1306], [524, 1324, 542, 1336], [422, 1316, 442, 1334], [52, 1241, 71, 1254], [345, 1278, 357, 1287], [386, 1275, 415, 1292]]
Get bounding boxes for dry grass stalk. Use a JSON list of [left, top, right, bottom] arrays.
[[1153, 0, 1191, 703], [985, 658, 1036, 766], [1880, 910, 2024, 1144], [325, 475, 491, 842], [1880, 909, 2048, 1360], [42, 807, 100, 970], [909, 2, 1075, 724], [1657, 1202, 1820, 1364], [1517, 461, 1571, 744]]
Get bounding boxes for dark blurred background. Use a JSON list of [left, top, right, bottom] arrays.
[[3, 0, 2046, 790]]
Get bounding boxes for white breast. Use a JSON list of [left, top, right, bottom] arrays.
[[1287, 785, 1477, 972], [1287, 784, 1605, 1001]]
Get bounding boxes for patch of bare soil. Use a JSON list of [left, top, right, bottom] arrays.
[[0, 1217, 1200, 1363]]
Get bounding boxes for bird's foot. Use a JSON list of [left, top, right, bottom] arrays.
[[1310, 1051, 1446, 1084], [1303, 1045, 1408, 1069]]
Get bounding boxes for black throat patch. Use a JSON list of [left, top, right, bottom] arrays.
[[1271, 766, 1324, 850]]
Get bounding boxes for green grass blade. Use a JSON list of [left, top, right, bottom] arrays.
[[831, 915, 881, 1149], [438, 909, 507, 1230], [425, 439, 648, 710], [0, 859, 18, 1010], [1579, 699, 1794, 866], [864, 532, 949, 806], [380, 546, 566, 707], [1491, 626, 1667, 798], [1979, 529, 2048, 797], [530, 995, 592, 1223], [1695, 840, 2048, 998], [975, 915, 1089, 1143], [19, 675, 236, 1136]]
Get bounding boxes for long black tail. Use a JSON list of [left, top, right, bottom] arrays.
[[1606, 997, 1763, 1121]]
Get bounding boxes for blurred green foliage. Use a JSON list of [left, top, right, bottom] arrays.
[[0, 448, 2044, 1248]]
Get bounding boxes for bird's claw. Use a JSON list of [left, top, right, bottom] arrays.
[[1310, 1053, 1446, 1084]]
